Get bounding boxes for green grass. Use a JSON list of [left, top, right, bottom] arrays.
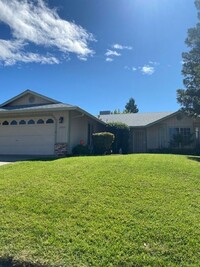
[[0, 154, 200, 267]]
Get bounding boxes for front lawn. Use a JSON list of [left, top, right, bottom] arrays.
[[0, 154, 200, 266]]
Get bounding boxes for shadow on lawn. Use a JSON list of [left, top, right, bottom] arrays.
[[187, 156, 200, 163], [0, 258, 46, 267]]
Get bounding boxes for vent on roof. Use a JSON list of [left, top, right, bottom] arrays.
[[99, 110, 111, 115]]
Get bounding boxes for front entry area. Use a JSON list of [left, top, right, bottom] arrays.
[[0, 117, 55, 155], [133, 130, 146, 153]]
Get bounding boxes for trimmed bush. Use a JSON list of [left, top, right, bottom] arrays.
[[72, 144, 90, 156], [107, 122, 130, 154], [92, 132, 115, 155]]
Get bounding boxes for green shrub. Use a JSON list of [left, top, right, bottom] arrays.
[[107, 122, 130, 154], [72, 144, 90, 156], [92, 132, 115, 155]]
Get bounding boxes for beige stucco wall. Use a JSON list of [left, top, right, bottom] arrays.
[[68, 110, 105, 153], [52, 111, 69, 144]]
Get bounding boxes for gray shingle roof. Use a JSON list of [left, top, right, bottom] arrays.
[[99, 112, 176, 127], [0, 103, 74, 112]]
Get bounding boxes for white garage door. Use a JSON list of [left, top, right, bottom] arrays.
[[0, 118, 55, 155]]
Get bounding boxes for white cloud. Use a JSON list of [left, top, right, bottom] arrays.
[[149, 61, 159, 66], [104, 43, 132, 62], [112, 44, 132, 50], [124, 65, 130, 70], [124, 66, 137, 72], [140, 65, 155, 75], [77, 55, 88, 61], [0, 0, 95, 65], [125, 61, 159, 75], [106, 57, 113, 62], [105, 49, 121, 57], [0, 40, 59, 65]]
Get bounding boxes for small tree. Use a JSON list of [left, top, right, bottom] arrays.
[[92, 132, 115, 155], [112, 109, 121, 114], [124, 97, 139, 113], [107, 122, 130, 154]]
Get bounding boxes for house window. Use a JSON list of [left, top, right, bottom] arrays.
[[169, 127, 191, 147], [28, 119, 35, 125], [19, 120, 26, 125], [2, 121, 9, 125], [10, 120, 17, 125], [46, 118, 54, 124], [169, 128, 179, 143], [180, 128, 191, 144], [37, 119, 44, 124]]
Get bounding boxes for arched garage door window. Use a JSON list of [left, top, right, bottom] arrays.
[[19, 120, 26, 125], [28, 119, 35, 125], [37, 119, 44, 124], [46, 119, 54, 124], [10, 120, 17, 125]]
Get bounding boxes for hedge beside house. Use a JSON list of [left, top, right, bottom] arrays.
[[92, 132, 115, 155], [107, 122, 130, 154]]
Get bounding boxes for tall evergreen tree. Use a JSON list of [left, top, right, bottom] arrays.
[[177, 0, 200, 116], [124, 97, 139, 113]]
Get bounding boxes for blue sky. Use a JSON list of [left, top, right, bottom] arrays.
[[0, 0, 197, 115]]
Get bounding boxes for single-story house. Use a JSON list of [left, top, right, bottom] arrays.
[[0, 90, 105, 156], [1, 90, 200, 156], [99, 111, 200, 153]]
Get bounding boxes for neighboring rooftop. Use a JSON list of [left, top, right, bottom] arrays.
[[99, 111, 177, 127]]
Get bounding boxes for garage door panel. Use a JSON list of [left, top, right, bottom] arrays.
[[0, 125, 54, 136], [0, 124, 55, 155], [0, 144, 54, 155]]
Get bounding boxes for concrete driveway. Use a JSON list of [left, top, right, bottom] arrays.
[[0, 156, 29, 166], [0, 155, 53, 166]]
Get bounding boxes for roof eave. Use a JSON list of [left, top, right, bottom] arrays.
[[75, 106, 106, 125], [0, 106, 76, 114], [0, 106, 106, 125], [130, 125, 146, 128]]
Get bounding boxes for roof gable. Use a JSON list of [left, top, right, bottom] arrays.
[[0, 90, 105, 125], [0, 89, 60, 108]]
